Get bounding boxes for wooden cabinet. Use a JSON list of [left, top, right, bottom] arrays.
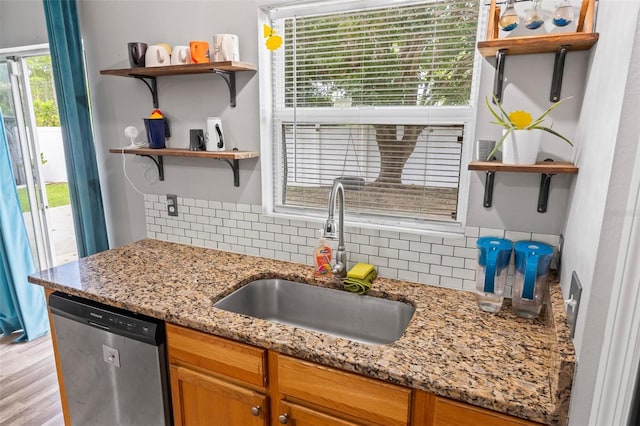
[[166, 323, 543, 426], [169, 365, 268, 425], [166, 323, 269, 426], [271, 352, 412, 425], [428, 394, 541, 426]]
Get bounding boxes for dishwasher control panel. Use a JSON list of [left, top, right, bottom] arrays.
[[49, 291, 163, 345]]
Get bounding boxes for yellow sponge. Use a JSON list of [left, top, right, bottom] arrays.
[[347, 263, 375, 280]]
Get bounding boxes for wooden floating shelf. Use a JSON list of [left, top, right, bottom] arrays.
[[480, 0, 598, 102], [110, 147, 259, 186], [468, 161, 578, 212], [100, 61, 257, 108], [100, 61, 256, 78], [477, 32, 599, 57], [110, 147, 258, 159], [468, 161, 578, 174]]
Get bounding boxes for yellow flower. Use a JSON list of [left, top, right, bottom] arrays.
[[508, 110, 533, 129]]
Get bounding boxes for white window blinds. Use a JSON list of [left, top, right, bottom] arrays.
[[268, 0, 479, 226]]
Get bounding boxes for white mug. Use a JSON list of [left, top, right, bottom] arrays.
[[212, 34, 239, 62], [145, 45, 170, 67], [171, 45, 191, 65], [205, 117, 225, 152]]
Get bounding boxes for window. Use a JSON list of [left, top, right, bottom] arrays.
[[260, 0, 480, 232]]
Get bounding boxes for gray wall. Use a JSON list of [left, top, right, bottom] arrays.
[[77, 0, 589, 246], [469, 50, 588, 234], [560, 3, 640, 424], [78, 0, 262, 245], [0, 0, 48, 48]]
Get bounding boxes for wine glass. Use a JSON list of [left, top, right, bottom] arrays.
[[525, 0, 545, 30], [498, 0, 519, 32], [553, 0, 574, 27]]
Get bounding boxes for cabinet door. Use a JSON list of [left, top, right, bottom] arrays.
[[278, 401, 360, 426], [170, 365, 268, 426]]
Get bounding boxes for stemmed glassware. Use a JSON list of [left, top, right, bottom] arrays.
[[498, 0, 519, 31], [552, 0, 575, 27], [524, 0, 545, 29]]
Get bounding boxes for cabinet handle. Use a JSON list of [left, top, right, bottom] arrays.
[[278, 413, 289, 424], [250, 405, 261, 416]]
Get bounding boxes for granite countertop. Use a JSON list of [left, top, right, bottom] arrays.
[[28, 238, 575, 425]]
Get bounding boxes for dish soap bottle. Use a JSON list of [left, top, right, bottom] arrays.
[[314, 230, 333, 276]]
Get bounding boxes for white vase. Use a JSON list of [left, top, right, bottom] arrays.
[[502, 129, 541, 165]]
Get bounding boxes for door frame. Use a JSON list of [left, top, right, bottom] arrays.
[[589, 131, 640, 425]]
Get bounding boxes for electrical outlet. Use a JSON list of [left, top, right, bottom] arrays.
[[167, 194, 178, 217], [566, 271, 582, 338]]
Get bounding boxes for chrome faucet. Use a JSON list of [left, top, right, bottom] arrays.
[[324, 178, 347, 278]]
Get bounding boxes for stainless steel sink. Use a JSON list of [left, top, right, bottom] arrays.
[[214, 278, 415, 345]]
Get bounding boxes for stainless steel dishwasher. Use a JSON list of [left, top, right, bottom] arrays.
[[49, 292, 171, 426]]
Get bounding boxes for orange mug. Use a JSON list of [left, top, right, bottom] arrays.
[[189, 41, 209, 63]]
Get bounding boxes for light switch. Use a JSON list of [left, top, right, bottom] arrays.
[[167, 194, 178, 217]]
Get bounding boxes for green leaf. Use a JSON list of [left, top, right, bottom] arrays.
[[533, 126, 574, 146], [486, 128, 514, 160], [486, 96, 510, 128]]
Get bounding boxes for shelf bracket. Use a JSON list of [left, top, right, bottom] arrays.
[[213, 70, 236, 108], [133, 76, 159, 108], [218, 149, 241, 187], [537, 159, 556, 213], [550, 46, 569, 102], [139, 154, 164, 181], [483, 171, 496, 207], [492, 49, 507, 103]]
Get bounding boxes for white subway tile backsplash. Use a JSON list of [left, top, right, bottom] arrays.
[[505, 231, 532, 242], [400, 232, 421, 242], [531, 233, 560, 247], [145, 200, 557, 297], [431, 244, 454, 256], [378, 267, 398, 279], [418, 273, 440, 285], [440, 276, 463, 289], [443, 237, 466, 247], [419, 253, 441, 265], [453, 247, 476, 259], [442, 256, 465, 268], [389, 239, 410, 250], [479, 227, 505, 237], [398, 250, 420, 262], [398, 270, 419, 282], [379, 247, 399, 259], [431, 265, 452, 277], [420, 235, 443, 244], [409, 241, 431, 253]]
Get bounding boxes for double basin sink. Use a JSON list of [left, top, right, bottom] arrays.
[[214, 278, 415, 345]]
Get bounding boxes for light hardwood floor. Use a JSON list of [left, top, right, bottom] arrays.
[[0, 332, 64, 426]]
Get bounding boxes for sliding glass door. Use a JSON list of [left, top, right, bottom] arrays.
[[0, 44, 77, 270]]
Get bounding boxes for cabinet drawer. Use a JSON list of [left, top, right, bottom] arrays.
[[276, 354, 411, 425], [167, 323, 266, 388], [433, 397, 541, 426]]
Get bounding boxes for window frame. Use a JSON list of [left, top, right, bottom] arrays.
[[258, 0, 485, 236]]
